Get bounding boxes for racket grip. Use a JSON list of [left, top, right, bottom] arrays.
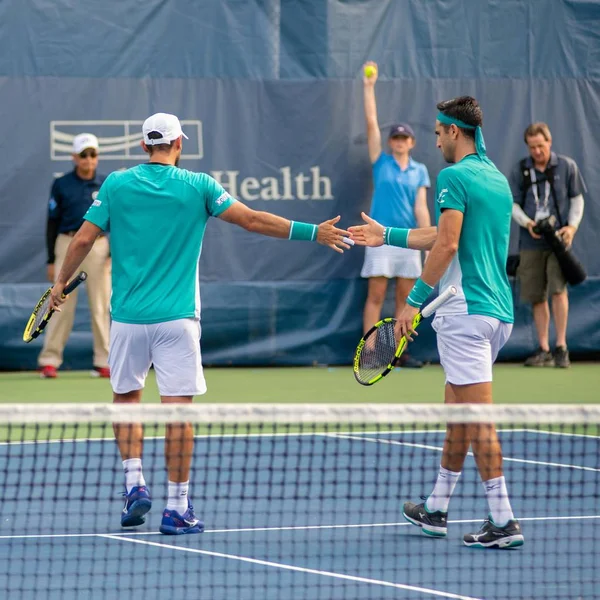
[[63, 271, 88, 295], [421, 285, 457, 319]]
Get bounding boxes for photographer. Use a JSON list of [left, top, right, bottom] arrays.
[[510, 123, 586, 368]]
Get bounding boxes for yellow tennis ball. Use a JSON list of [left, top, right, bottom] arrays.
[[364, 65, 377, 78]]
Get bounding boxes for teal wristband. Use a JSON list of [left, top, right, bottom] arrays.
[[384, 227, 411, 248], [406, 278, 434, 309], [289, 220, 318, 242]]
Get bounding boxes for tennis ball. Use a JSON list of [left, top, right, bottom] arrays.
[[364, 65, 377, 78]]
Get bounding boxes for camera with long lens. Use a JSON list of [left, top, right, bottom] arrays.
[[532, 215, 557, 237], [533, 216, 586, 285]]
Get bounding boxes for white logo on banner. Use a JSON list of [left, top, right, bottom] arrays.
[[210, 166, 333, 202], [49, 119, 334, 201], [50, 120, 203, 161]]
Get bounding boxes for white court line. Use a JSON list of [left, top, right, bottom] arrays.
[[99, 533, 482, 600], [1, 427, 583, 447], [0, 429, 447, 446], [522, 428, 600, 440], [1, 514, 598, 541], [332, 433, 600, 472], [502, 456, 600, 471], [0, 522, 407, 540]]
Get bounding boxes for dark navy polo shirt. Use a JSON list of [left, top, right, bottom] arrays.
[[48, 169, 107, 233]]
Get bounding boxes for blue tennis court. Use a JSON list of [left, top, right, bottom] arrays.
[[1, 426, 598, 600]]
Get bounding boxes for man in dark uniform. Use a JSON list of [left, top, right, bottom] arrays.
[[39, 133, 111, 378]]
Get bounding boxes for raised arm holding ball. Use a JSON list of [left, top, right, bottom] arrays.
[[359, 61, 432, 368]]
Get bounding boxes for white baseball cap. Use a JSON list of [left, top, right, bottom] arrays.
[[72, 133, 99, 154], [142, 113, 188, 146]]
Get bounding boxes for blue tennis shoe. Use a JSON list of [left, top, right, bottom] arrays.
[[121, 485, 152, 527], [159, 501, 204, 535]]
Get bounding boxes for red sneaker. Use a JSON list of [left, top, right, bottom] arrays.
[[39, 365, 57, 379], [91, 366, 110, 378]]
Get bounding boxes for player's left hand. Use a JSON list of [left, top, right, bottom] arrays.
[[558, 225, 576, 249], [48, 282, 67, 311], [396, 304, 420, 342], [317, 215, 353, 253]]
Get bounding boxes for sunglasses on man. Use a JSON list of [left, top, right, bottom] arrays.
[[78, 150, 98, 159]]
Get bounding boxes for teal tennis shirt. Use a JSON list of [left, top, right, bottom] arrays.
[[435, 154, 514, 323], [85, 163, 237, 324]]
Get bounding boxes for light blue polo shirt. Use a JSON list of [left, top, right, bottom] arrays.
[[369, 154, 430, 228], [84, 163, 237, 324]]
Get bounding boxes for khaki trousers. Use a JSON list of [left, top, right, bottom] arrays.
[[38, 234, 111, 369]]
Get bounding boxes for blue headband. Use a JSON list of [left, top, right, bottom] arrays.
[[436, 112, 486, 157]]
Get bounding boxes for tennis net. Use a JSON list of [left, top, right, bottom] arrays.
[[0, 403, 598, 600]]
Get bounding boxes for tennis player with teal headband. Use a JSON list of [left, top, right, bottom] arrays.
[[351, 96, 523, 548], [403, 97, 522, 548]]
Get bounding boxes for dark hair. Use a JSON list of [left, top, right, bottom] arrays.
[[436, 96, 483, 140], [146, 141, 174, 155], [524, 122, 551, 144]]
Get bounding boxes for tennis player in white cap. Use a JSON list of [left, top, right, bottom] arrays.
[[48, 112, 352, 535]]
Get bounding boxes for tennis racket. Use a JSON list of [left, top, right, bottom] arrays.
[[353, 285, 457, 386], [23, 271, 88, 343]]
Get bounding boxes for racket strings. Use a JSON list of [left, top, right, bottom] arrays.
[[32, 296, 52, 331], [23, 272, 87, 343], [357, 321, 399, 382]]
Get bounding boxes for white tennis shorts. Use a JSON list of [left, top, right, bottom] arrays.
[[361, 245, 422, 279], [109, 318, 207, 396], [432, 315, 513, 385]]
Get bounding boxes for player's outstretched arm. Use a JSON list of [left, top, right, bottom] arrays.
[[218, 202, 352, 253], [348, 212, 437, 250], [394, 209, 462, 340]]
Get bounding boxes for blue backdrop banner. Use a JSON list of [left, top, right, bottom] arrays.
[[1, 1, 599, 367]]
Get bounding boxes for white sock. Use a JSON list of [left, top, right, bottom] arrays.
[[425, 466, 461, 513], [122, 458, 146, 494], [167, 481, 189, 515], [483, 475, 515, 526]]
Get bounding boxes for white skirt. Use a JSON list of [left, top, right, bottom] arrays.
[[360, 245, 422, 279]]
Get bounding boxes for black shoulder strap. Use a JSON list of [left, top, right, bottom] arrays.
[[545, 164, 564, 228], [519, 158, 531, 207]]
